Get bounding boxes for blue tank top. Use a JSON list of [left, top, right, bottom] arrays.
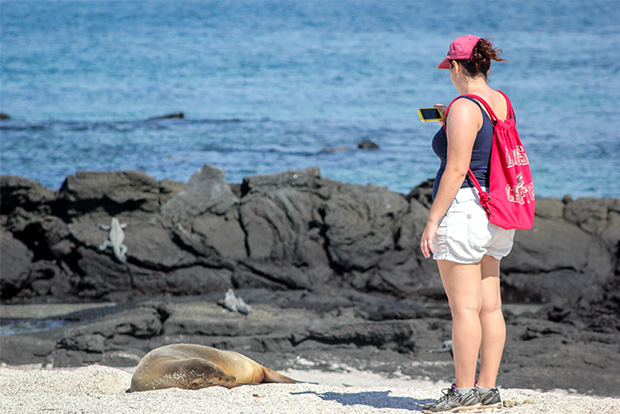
[[431, 96, 493, 199]]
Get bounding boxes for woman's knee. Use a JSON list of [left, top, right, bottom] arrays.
[[480, 295, 502, 316], [480, 274, 502, 314], [448, 298, 482, 317]]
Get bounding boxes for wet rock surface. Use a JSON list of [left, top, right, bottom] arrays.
[[1, 166, 619, 396]]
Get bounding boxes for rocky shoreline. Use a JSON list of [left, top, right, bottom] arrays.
[[1, 165, 619, 396]]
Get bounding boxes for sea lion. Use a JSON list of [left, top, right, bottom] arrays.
[[130, 344, 298, 392]]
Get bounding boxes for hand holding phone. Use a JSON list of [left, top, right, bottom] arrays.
[[418, 106, 446, 123]]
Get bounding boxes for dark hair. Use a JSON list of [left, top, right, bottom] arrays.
[[452, 38, 507, 80]]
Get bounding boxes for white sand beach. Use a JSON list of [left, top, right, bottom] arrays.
[[1, 364, 618, 414]]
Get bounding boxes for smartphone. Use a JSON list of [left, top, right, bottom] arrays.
[[418, 107, 445, 122]]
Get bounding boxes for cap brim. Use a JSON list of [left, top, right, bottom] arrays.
[[437, 58, 451, 69]]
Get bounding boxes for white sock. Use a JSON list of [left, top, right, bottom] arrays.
[[475, 384, 491, 393], [456, 386, 474, 395]]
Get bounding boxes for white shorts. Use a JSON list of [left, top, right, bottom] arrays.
[[433, 187, 515, 264]]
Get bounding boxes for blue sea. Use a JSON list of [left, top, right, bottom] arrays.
[[1, 0, 619, 198]]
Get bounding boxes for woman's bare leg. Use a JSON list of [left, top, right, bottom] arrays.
[[477, 255, 505, 388], [437, 260, 482, 388]]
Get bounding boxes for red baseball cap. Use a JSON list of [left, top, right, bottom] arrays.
[[437, 34, 481, 69]]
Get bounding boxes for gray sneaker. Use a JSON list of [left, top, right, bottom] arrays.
[[478, 387, 502, 411], [422, 385, 481, 413]]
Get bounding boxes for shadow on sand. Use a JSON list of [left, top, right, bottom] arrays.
[[291, 390, 434, 411]]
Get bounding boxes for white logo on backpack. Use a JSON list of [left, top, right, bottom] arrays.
[[505, 145, 529, 168], [506, 173, 535, 205]]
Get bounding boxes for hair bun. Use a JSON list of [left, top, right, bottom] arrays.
[[461, 38, 507, 79]]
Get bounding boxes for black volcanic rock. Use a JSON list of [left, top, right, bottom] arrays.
[[0, 176, 55, 215], [502, 197, 618, 304], [357, 140, 380, 150], [148, 112, 184, 120], [161, 163, 238, 221], [1, 165, 618, 337], [322, 183, 409, 272], [0, 229, 34, 299], [56, 170, 166, 216]]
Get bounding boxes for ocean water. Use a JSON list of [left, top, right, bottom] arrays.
[[1, 0, 619, 198]]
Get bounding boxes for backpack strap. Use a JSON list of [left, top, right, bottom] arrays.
[[465, 91, 513, 123], [445, 90, 512, 123], [463, 94, 497, 123], [466, 169, 491, 216], [497, 90, 513, 120]]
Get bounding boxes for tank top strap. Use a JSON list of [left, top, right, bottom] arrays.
[[444, 95, 491, 128]]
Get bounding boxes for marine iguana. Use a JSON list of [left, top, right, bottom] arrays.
[[98, 217, 128, 263], [219, 289, 252, 315]]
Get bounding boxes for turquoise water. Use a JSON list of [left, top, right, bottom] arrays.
[[1, 0, 619, 197]]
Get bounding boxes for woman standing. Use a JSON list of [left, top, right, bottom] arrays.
[[420, 35, 515, 413]]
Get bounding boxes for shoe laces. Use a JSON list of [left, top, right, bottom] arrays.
[[437, 386, 460, 403]]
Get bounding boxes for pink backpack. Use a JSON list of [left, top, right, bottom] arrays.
[[445, 91, 535, 230]]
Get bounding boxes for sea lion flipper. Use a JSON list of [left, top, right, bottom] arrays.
[[189, 373, 237, 389], [261, 367, 299, 384]]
